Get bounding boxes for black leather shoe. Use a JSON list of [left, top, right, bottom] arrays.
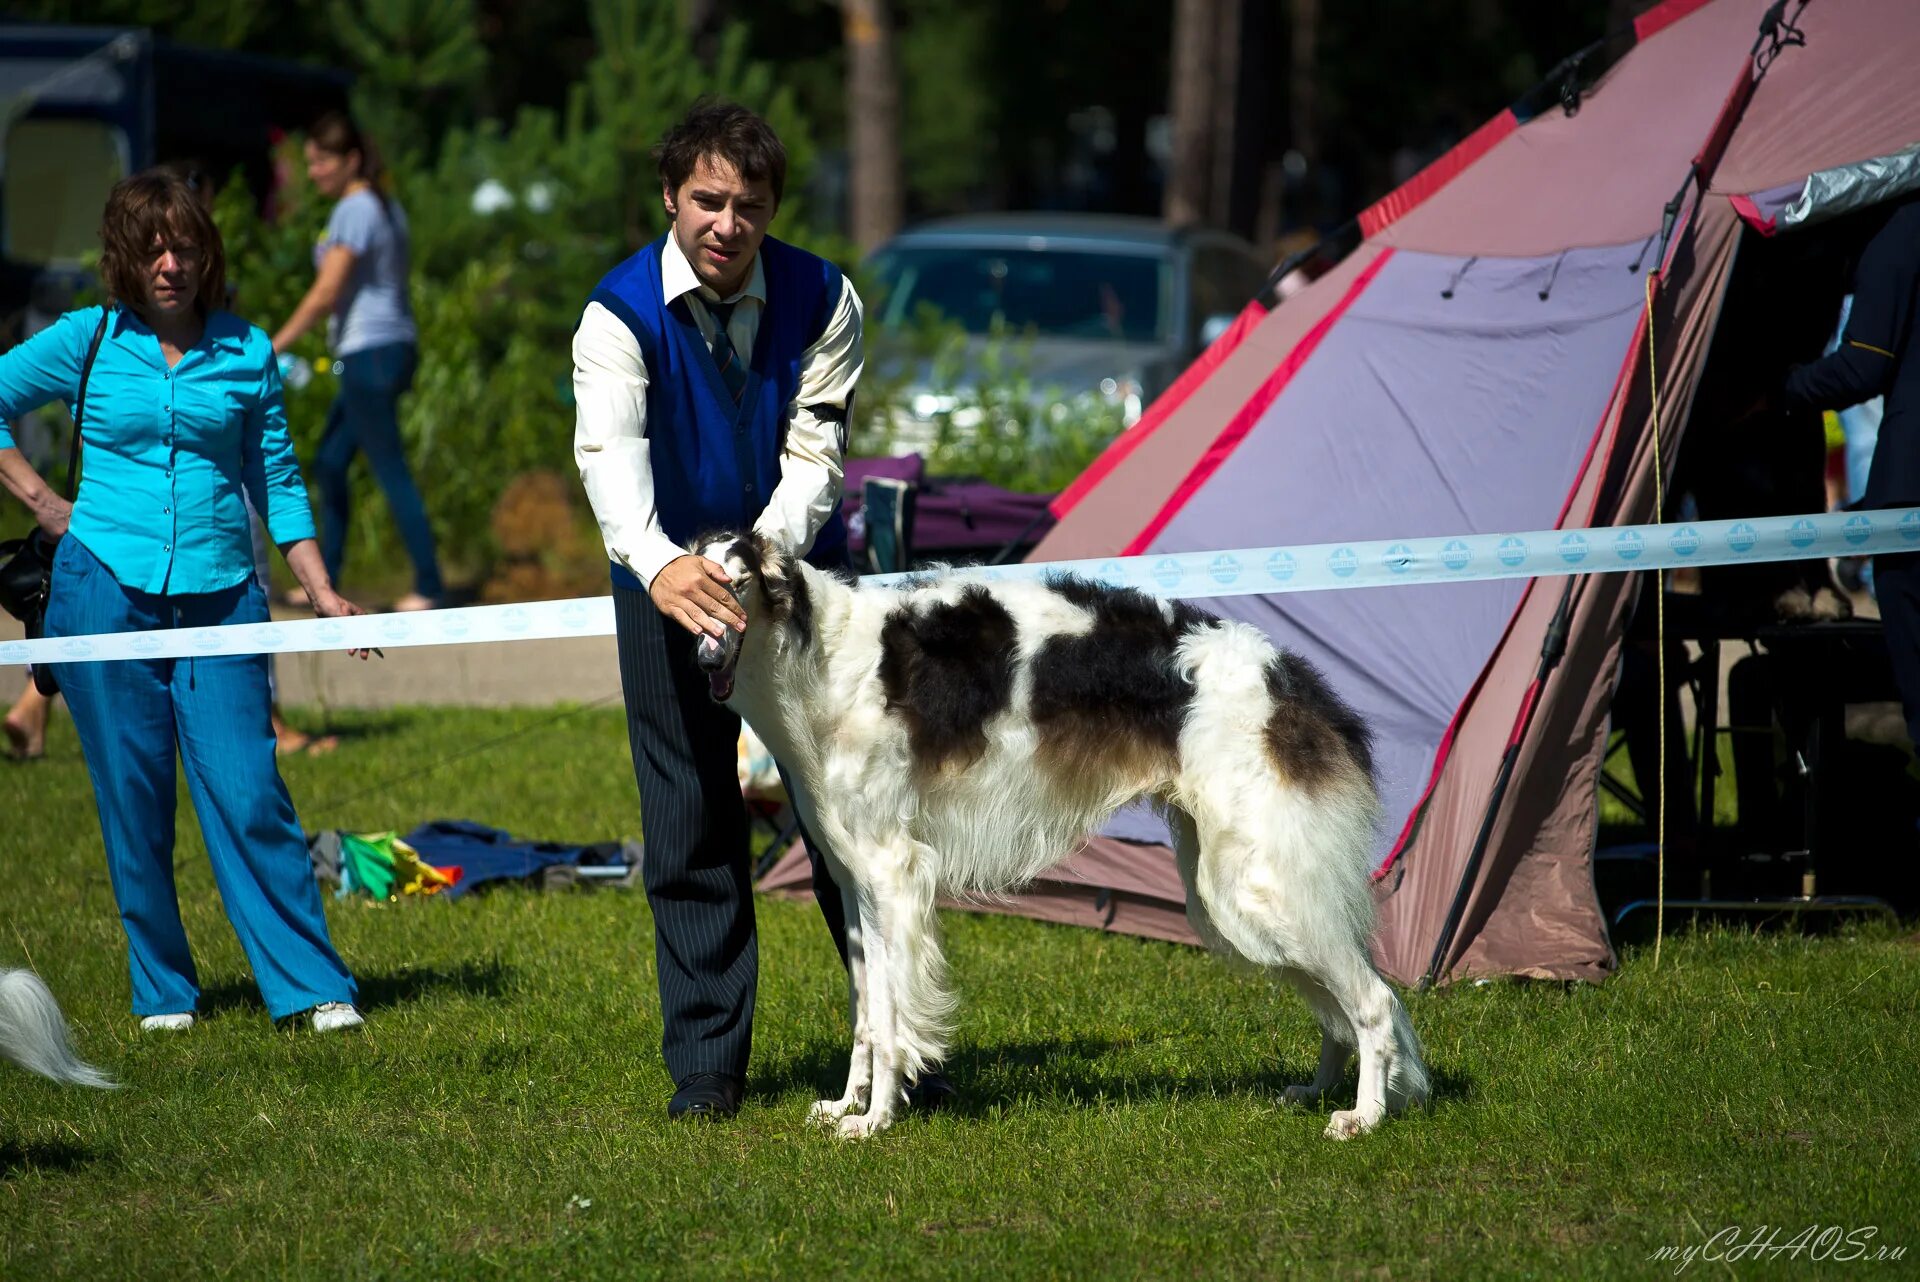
[[668, 1072, 743, 1121], [905, 1070, 957, 1113]]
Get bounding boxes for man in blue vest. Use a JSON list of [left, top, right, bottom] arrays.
[[572, 100, 948, 1121]]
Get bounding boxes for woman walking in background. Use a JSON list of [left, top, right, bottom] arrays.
[[273, 111, 442, 611], [0, 171, 366, 1031]]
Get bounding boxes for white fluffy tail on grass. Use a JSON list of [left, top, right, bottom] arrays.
[[0, 969, 116, 1089]]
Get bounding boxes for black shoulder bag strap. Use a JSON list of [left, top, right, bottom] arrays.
[[62, 308, 114, 506]]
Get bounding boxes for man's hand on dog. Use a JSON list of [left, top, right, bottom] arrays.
[[651, 555, 747, 638]]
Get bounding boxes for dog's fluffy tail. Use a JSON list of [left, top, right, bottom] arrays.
[[0, 969, 116, 1089]]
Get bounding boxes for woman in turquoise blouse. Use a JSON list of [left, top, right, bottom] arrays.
[[0, 171, 367, 1033]]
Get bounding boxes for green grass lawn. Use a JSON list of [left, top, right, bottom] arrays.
[[3, 705, 1917, 1279]]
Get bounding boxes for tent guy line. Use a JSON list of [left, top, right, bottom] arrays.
[[5, 504, 1912, 669]]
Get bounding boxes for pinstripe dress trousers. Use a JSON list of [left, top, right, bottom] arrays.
[[614, 581, 848, 1085], [44, 533, 358, 1021]]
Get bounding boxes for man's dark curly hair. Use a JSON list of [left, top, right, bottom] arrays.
[[654, 98, 787, 204]]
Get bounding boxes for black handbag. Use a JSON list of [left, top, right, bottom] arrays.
[[0, 309, 112, 696]]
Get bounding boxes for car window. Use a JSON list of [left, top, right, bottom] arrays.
[[871, 246, 1172, 344], [1191, 245, 1267, 331]]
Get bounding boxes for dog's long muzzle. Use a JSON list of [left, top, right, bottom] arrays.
[[693, 584, 746, 702]]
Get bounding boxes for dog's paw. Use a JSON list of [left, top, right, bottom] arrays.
[[809, 1098, 852, 1125], [1323, 1108, 1379, 1140], [835, 1111, 893, 1140]]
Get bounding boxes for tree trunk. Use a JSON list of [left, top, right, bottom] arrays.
[[1208, 0, 1242, 228], [1287, 0, 1319, 227], [843, 0, 904, 251], [1163, 0, 1218, 226], [684, 0, 726, 67]]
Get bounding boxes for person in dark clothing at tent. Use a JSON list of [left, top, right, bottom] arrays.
[[1772, 199, 1920, 746]]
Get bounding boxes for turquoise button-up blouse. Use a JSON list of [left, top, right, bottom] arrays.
[[0, 305, 315, 595]]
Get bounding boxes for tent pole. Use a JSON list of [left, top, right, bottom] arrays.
[[1420, 579, 1576, 987]]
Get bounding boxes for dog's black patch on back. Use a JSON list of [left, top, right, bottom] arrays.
[[1264, 650, 1374, 786], [878, 586, 1019, 773], [1030, 574, 1211, 780]]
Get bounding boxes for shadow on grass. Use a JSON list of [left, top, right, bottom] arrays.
[[193, 955, 514, 1019], [757, 1035, 1474, 1115], [0, 1137, 100, 1179]]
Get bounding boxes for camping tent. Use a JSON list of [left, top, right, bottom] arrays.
[[763, 0, 1920, 984]]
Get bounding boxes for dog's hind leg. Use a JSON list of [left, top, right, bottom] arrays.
[[1297, 950, 1426, 1140], [1167, 806, 1233, 956], [1278, 969, 1354, 1107], [810, 883, 873, 1125]]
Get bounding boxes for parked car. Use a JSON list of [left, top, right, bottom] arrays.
[[867, 213, 1270, 446]]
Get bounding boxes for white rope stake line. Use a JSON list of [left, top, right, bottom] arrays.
[[4, 505, 1913, 668]]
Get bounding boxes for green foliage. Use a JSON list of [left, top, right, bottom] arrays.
[[854, 312, 1127, 494]]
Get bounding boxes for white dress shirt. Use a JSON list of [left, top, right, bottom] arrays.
[[572, 234, 864, 589]]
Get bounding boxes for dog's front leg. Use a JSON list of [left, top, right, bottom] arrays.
[[836, 878, 905, 1139], [810, 883, 872, 1125]]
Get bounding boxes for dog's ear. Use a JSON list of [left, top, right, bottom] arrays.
[[749, 534, 813, 644]]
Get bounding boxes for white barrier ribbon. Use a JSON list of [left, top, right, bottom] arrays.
[[6, 506, 1915, 668]]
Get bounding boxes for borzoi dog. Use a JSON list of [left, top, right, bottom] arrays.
[[0, 969, 115, 1088], [692, 532, 1427, 1139]]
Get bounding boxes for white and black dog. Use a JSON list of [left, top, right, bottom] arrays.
[[694, 532, 1427, 1139], [0, 969, 115, 1089]]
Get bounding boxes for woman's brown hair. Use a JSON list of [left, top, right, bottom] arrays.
[[97, 170, 227, 317], [308, 111, 387, 190]]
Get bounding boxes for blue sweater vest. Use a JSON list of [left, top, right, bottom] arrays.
[[589, 235, 849, 590]]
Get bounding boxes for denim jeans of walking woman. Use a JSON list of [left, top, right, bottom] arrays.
[[312, 341, 442, 599]]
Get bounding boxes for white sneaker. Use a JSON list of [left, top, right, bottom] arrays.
[[139, 1013, 194, 1032], [310, 1002, 364, 1033]]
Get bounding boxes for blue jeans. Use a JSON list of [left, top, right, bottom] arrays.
[[45, 534, 357, 1019], [315, 342, 443, 598]]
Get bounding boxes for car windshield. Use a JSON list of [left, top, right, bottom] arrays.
[[871, 245, 1171, 344]]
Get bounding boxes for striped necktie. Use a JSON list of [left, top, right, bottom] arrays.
[[706, 299, 747, 404]]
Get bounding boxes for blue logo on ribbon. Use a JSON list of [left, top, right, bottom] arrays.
[[1614, 530, 1645, 561], [1668, 525, 1702, 557], [1383, 544, 1414, 575], [1786, 518, 1819, 549], [1441, 539, 1471, 571], [1844, 514, 1873, 546], [0, 642, 29, 665], [315, 620, 346, 645], [380, 617, 412, 642], [192, 629, 223, 652], [1726, 522, 1758, 554], [1265, 551, 1296, 583], [1557, 533, 1589, 565], [1902, 511, 1920, 543], [1152, 557, 1183, 589], [1327, 547, 1359, 578], [1097, 560, 1129, 587], [502, 607, 531, 634], [437, 614, 471, 639], [61, 638, 93, 658], [1209, 553, 1241, 585], [253, 625, 286, 650], [1496, 537, 1527, 568], [561, 601, 590, 629], [129, 634, 163, 656]]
